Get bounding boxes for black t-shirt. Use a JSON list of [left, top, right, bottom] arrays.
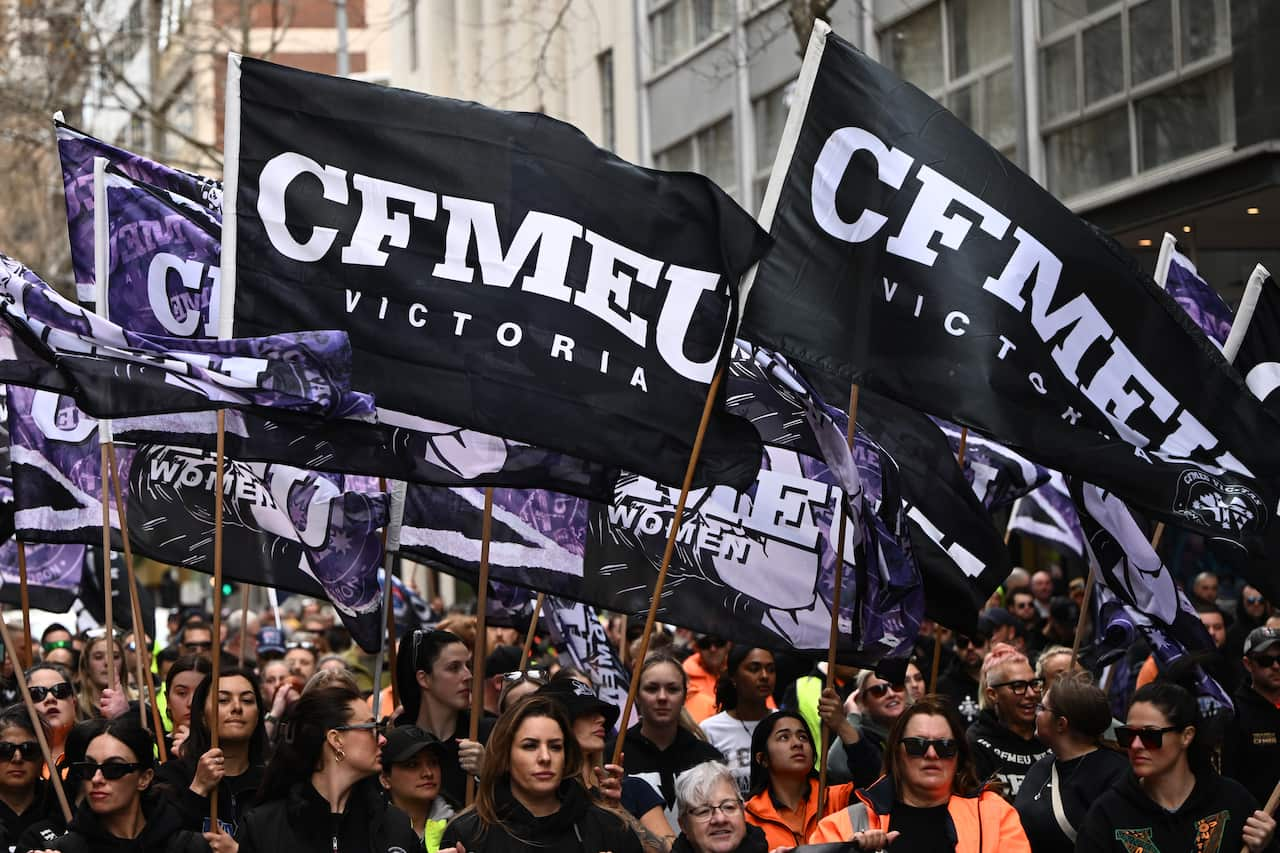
[[1013, 748, 1129, 853], [887, 803, 952, 853]]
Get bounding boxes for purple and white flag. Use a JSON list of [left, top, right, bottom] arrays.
[[934, 420, 1051, 511], [544, 597, 630, 714], [1006, 471, 1085, 558], [1162, 241, 1233, 347], [0, 540, 85, 613]]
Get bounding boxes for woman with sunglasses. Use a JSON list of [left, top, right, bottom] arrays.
[[0, 705, 65, 848], [154, 666, 268, 840], [741, 709, 855, 848], [1012, 673, 1127, 853], [968, 643, 1048, 800], [696, 647, 777, 797], [29, 717, 215, 853], [27, 664, 80, 768], [811, 696, 1030, 851], [1077, 681, 1277, 852], [236, 683, 419, 853], [824, 671, 910, 788], [439, 695, 642, 853]]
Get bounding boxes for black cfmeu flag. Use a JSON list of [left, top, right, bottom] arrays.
[[1231, 270, 1280, 420], [223, 56, 768, 490], [740, 25, 1280, 554]]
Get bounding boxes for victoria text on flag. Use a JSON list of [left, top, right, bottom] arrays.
[[740, 24, 1280, 556], [222, 55, 767, 490]]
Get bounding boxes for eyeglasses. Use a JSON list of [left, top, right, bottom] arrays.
[[1251, 653, 1280, 669], [29, 683, 73, 702], [0, 741, 39, 762], [686, 800, 741, 821], [334, 721, 387, 737], [953, 635, 987, 650], [71, 760, 144, 780], [1116, 725, 1185, 750], [503, 670, 547, 683], [1034, 702, 1061, 717], [989, 678, 1045, 696], [900, 737, 959, 758], [42, 640, 71, 652], [1246, 595, 1266, 605], [862, 682, 904, 699], [285, 641, 317, 653]]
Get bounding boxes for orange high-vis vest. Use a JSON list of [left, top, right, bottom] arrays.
[[744, 777, 854, 849]]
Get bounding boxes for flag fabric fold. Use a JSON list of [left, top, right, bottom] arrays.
[[1006, 472, 1086, 558]]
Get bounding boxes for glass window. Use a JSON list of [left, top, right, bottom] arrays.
[[655, 138, 694, 172], [1039, 0, 1118, 36], [692, 0, 731, 42], [880, 6, 944, 92], [1045, 106, 1130, 198], [1137, 69, 1232, 170], [1082, 15, 1123, 103], [753, 81, 795, 172], [984, 65, 1017, 151], [651, 2, 689, 67], [948, 83, 976, 130], [949, 0, 1013, 78], [598, 50, 615, 152], [1129, 0, 1173, 85], [1040, 38, 1077, 120], [700, 117, 736, 194], [1182, 0, 1230, 64]]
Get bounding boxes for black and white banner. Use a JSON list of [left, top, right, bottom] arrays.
[[1226, 266, 1280, 421], [740, 24, 1280, 552], [222, 55, 768, 489]]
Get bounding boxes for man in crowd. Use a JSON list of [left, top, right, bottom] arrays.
[[178, 621, 215, 660], [481, 645, 523, 716], [1030, 570, 1054, 620], [937, 629, 989, 725], [1008, 589, 1041, 636], [1191, 571, 1221, 610], [683, 634, 729, 723], [224, 608, 261, 665], [1227, 585, 1273, 658], [1224, 627, 1280, 805]]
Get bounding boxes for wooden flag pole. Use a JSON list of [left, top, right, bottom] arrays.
[[98, 444, 118, 692], [817, 385, 860, 817], [209, 411, 227, 831], [928, 428, 969, 695], [611, 367, 726, 766], [0, 613, 71, 822], [1071, 521, 1165, 670], [104, 442, 166, 754], [16, 542, 30, 670], [520, 593, 545, 673], [387, 561, 399, 710], [465, 487, 495, 806], [1242, 782, 1280, 853]]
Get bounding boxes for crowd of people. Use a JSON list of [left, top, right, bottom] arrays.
[[0, 567, 1275, 851]]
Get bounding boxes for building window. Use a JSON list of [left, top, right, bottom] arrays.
[[408, 0, 419, 71], [654, 115, 737, 199], [752, 80, 796, 203], [648, 0, 732, 72], [598, 49, 615, 151], [1040, 0, 1233, 199], [879, 0, 1016, 160]]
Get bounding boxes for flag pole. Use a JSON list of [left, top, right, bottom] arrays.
[[372, 480, 406, 721], [611, 366, 726, 766], [0, 613, 71, 822], [16, 543, 30, 670], [465, 487, 495, 806], [1071, 516, 1166, 670], [237, 585, 250, 669], [1243, 783, 1280, 853], [928, 427, 969, 694], [520, 593, 545, 673], [98, 444, 117, 692], [817, 384, 860, 817], [91, 156, 117, 694], [208, 410, 227, 832], [104, 442, 166, 752]]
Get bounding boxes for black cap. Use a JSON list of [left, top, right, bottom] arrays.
[[382, 725, 445, 766], [536, 678, 619, 731], [1049, 596, 1080, 626], [1246, 627, 1280, 656], [484, 644, 524, 678], [978, 607, 1020, 636]]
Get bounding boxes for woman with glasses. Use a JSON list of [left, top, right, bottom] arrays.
[[608, 652, 723, 833], [1012, 673, 1127, 853], [0, 705, 66, 848], [671, 761, 768, 853], [697, 648, 777, 797], [1077, 681, 1277, 852], [393, 630, 492, 808], [439, 695, 642, 853], [811, 696, 1030, 850], [498, 670, 545, 713], [236, 683, 418, 853], [155, 666, 267, 840], [27, 664, 80, 767], [29, 717, 215, 853], [741, 709, 854, 848], [824, 670, 910, 788], [164, 656, 213, 759], [968, 643, 1048, 800]]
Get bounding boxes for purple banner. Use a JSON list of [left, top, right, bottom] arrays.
[[1165, 249, 1233, 347]]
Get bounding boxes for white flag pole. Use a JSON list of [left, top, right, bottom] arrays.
[[371, 480, 407, 722], [1154, 232, 1177, 289], [1223, 264, 1272, 363]]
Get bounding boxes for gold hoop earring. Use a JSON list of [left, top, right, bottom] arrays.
[[336, 750, 345, 762]]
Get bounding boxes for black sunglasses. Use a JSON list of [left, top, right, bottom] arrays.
[[72, 760, 144, 780], [182, 641, 214, 651], [1246, 595, 1266, 605], [1251, 653, 1280, 669], [863, 682, 904, 699], [989, 678, 1045, 696], [334, 721, 387, 736], [0, 741, 39, 762], [900, 737, 959, 758], [1116, 725, 1184, 750], [29, 683, 73, 702], [953, 635, 987, 650]]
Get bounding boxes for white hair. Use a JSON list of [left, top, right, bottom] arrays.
[[674, 761, 738, 816]]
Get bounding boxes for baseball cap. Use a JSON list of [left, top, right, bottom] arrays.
[[978, 607, 1020, 636], [382, 726, 445, 766], [1049, 597, 1080, 626], [536, 678, 619, 731], [485, 644, 524, 678], [1245, 627, 1280, 656], [256, 627, 286, 657]]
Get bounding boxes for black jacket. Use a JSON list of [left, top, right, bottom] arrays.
[[40, 795, 210, 853], [1012, 747, 1128, 853], [394, 710, 494, 808], [441, 779, 642, 853], [937, 664, 982, 725], [672, 822, 768, 853], [606, 724, 724, 811], [1223, 684, 1280, 806], [153, 758, 265, 836], [1076, 769, 1279, 852], [0, 778, 67, 848], [236, 776, 419, 853], [965, 710, 1048, 800]]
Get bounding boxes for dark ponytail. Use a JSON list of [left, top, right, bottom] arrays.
[[257, 683, 361, 803], [393, 629, 467, 723]]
